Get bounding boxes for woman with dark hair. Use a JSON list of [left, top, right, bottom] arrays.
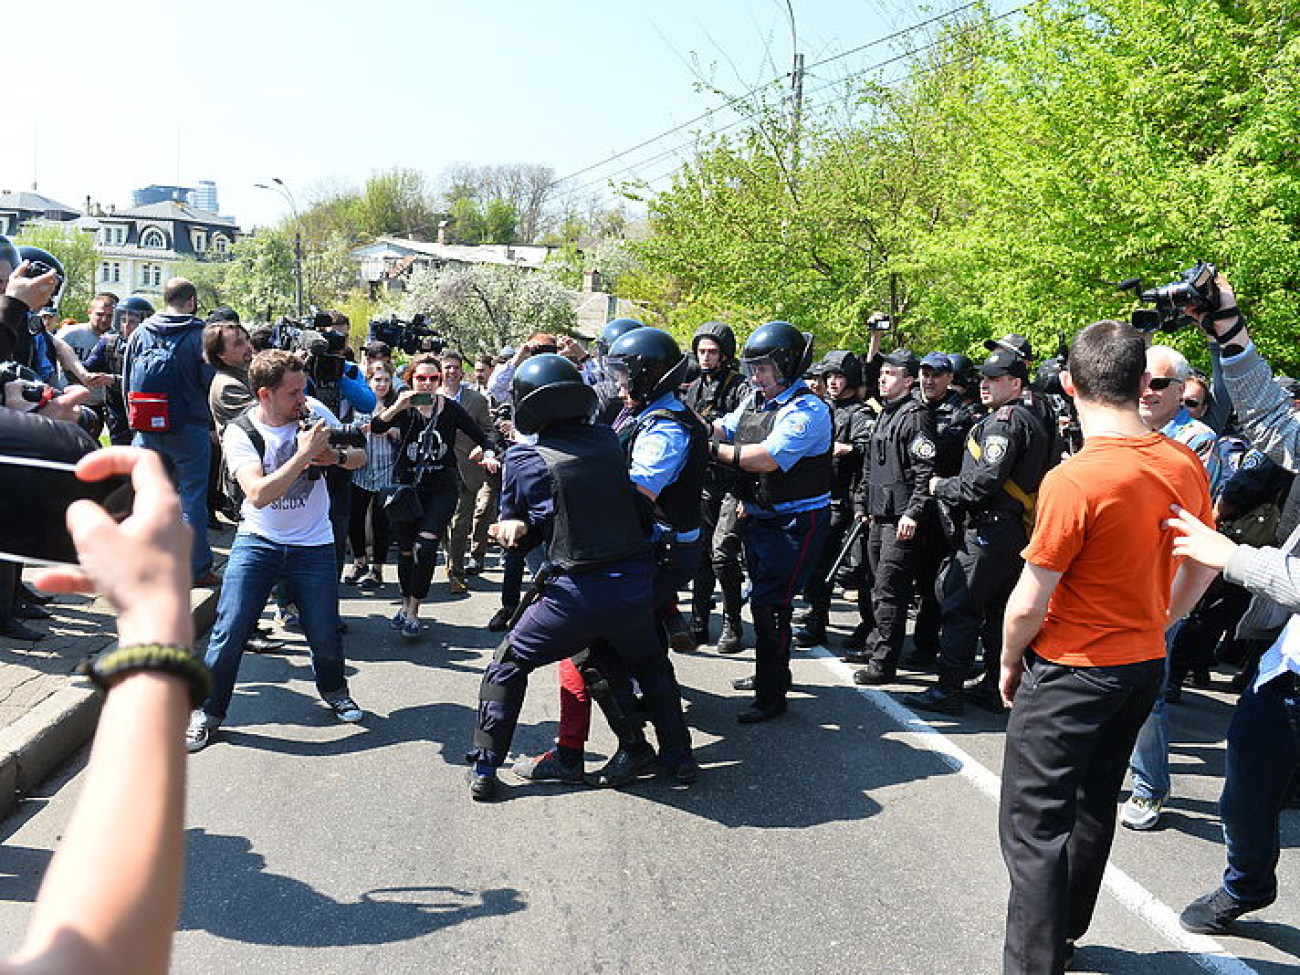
[[345, 360, 400, 589], [370, 354, 499, 638]]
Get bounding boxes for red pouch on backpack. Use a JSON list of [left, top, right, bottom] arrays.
[[128, 391, 171, 432]]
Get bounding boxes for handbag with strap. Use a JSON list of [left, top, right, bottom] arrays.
[[380, 483, 423, 523]]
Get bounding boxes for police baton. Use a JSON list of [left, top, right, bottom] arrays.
[[824, 518, 865, 587], [503, 560, 558, 632]]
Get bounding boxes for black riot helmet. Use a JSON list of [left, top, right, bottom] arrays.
[[605, 327, 688, 405], [0, 235, 20, 280], [512, 353, 597, 435], [17, 245, 66, 312], [114, 295, 156, 332], [691, 321, 737, 364], [595, 317, 644, 358], [820, 350, 863, 388], [947, 353, 976, 388], [740, 320, 813, 387]]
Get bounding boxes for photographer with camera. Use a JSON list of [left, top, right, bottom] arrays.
[[1157, 273, 1300, 935], [186, 349, 367, 752], [370, 354, 499, 640]]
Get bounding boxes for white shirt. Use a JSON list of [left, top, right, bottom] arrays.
[[222, 402, 338, 546]]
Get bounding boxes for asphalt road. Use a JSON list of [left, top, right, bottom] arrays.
[[2, 563, 1297, 974]]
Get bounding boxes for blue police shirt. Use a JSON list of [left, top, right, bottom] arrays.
[[720, 379, 833, 515], [628, 392, 697, 542]]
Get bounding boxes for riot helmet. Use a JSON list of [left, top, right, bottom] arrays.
[[512, 353, 597, 435], [820, 350, 863, 388], [16, 245, 66, 312], [605, 327, 688, 405], [739, 320, 813, 388], [691, 321, 737, 364], [0, 235, 20, 285], [113, 295, 155, 333], [947, 353, 976, 388], [595, 317, 644, 359]]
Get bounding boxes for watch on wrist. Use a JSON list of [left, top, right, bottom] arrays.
[[81, 643, 211, 708], [336, 446, 348, 466]]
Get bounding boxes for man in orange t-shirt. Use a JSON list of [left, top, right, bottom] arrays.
[[996, 320, 1217, 975]]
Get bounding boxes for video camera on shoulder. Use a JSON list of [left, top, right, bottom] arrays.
[[367, 313, 446, 356], [1118, 262, 1220, 333]]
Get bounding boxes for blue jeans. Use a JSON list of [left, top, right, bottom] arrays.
[[201, 534, 348, 722], [1220, 672, 1300, 905], [135, 423, 213, 580], [1128, 623, 1179, 800]]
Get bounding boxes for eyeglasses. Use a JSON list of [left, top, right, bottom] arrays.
[[1182, 398, 1203, 409], [1147, 377, 1181, 391]]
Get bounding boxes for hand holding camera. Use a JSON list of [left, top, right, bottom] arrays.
[[4, 260, 58, 312], [296, 418, 331, 463]]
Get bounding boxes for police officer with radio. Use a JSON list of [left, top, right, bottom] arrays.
[[467, 354, 694, 800], [795, 350, 874, 648], [682, 322, 749, 652], [906, 346, 1050, 714], [848, 349, 937, 684], [711, 321, 833, 723]]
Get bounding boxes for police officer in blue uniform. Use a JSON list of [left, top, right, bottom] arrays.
[[711, 321, 833, 723], [467, 354, 694, 800]]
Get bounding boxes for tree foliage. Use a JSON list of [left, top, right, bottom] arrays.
[[398, 264, 576, 354], [636, 1, 1300, 371], [13, 222, 101, 321]]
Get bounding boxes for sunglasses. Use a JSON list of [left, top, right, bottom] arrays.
[[1147, 377, 1181, 391], [1182, 398, 1203, 409]]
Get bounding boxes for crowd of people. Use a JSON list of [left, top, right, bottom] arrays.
[[1, 231, 1297, 974]]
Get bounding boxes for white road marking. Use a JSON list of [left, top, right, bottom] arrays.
[[810, 648, 1261, 975]]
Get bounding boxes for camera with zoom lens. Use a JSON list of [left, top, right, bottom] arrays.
[[1119, 262, 1220, 333], [0, 360, 54, 407], [367, 313, 447, 356], [298, 415, 366, 480]]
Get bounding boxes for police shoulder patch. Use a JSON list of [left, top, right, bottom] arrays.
[[786, 413, 810, 437], [995, 405, 1016, 421], [984, 434, 1010, 463], [911, 436, 936, 460]]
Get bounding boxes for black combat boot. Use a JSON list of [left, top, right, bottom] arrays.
[[794, 606, 828, 648]]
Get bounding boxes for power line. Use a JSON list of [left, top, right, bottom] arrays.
[[550, 1, 1030, 190]]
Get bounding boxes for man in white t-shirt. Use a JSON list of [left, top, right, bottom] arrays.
[[186, 350, 368, 752]]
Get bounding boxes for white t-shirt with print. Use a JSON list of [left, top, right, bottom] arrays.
[[223, 406, 335, 546]]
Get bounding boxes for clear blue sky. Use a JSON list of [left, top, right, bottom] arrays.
[[3, 1, 989, 230]]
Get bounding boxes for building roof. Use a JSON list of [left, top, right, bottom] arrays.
[[111, 200, 237, 228], [0, 190, 80, 217], [352, 235, 554, 269]]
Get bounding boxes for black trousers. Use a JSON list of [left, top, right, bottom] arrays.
[[691, 487, 745, 622], [999, 651, 1163, 975], [911, 515, 954, 657], [865, 518, 922, 668], [938, 516, 1026, 679]]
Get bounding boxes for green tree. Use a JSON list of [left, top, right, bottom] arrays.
[[399, 264, 576, 354], [13, 222, 101, 321], [482, 199, 519, 244], [219, 230, 297, 321]]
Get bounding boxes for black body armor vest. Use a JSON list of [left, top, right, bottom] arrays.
[[733, 390, 832, 509], [626, 406, 709, 533], [534, 423, 651, 572]]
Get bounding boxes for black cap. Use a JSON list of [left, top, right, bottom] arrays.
[[920, 351, 953, 373], [881, 349, 919, 376], [983, 333, 1033, 361], [978, 348, 1029, 380]]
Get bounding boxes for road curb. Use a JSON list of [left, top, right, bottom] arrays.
[[0, 584, 221, 820]]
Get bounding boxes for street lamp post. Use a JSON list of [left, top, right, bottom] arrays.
[[254, 177, 304, 317]]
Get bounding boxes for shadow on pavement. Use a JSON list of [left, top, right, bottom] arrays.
[[1080, 942, 1298, 974], [179, 828, 525, 946]]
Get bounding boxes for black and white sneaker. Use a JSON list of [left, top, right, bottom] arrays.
[[185, 709, 219, 753], [324, 693, 364, 723]]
